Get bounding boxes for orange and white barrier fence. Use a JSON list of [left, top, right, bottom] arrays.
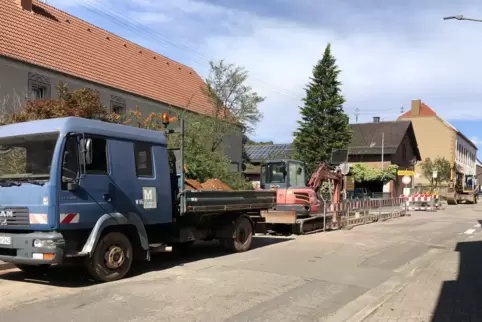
[[400, 193, 439, 212]]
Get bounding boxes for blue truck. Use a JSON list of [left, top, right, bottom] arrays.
[[0, 115, 276, 282]]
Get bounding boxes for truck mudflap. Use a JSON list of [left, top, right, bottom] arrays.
[[0, 231, 65, 265]]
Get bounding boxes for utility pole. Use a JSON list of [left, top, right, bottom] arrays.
[[355, 108, 360, 123], [381, 132, 385, 171]]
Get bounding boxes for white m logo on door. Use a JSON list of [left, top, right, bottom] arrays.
[[143, 189, 153, 200]]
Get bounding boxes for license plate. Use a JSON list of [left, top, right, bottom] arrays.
[[0, 236, 11, 245]]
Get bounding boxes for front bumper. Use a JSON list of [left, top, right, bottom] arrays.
[[0, 231, 65, 265]]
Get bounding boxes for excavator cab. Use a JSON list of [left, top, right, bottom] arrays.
[[464, 174, 476, 192], [260, 159, 306, 190]]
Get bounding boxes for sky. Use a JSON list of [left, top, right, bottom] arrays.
[[47, 0, 482, 158]]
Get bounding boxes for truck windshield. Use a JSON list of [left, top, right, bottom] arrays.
[[0, 133, 58, 182], [265, 162, 286, 183]]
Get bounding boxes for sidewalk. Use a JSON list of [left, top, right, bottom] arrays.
[[364, 237, 482, 322]]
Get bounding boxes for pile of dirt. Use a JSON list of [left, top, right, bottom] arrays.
[[201, 179, 233, 191], [183, 178, 233, 191], [184, 178, 203, 190]]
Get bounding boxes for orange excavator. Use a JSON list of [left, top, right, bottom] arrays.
[[259, 159, 344, 234]]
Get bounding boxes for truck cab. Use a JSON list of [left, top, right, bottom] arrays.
[[0, 117, 174, 277]]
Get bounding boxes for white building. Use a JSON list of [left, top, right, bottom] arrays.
[[455, 133, 477, 176]]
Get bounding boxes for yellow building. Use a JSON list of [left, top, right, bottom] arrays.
[[397, 99, 477, 186]]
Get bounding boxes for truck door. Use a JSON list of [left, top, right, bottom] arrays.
[[107, 140, 172, 225], [58, 134, 114, 228]]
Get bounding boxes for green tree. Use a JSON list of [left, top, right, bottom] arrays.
[[203, 60, 265, 153], [350, 163, 398, 183], [293, 43, 352, 174], [419, 157, 451, 190]]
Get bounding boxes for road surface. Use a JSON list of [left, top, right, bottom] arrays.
[[0, 204, 480, 321]]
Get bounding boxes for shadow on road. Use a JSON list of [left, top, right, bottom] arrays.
[[431, 221, 482, 321], [0, 236, 292, 288]]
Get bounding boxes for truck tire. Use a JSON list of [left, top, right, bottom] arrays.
[[224, 216, 253, 253], [15, 264, 50, 276], [87, 232, 133, 282]]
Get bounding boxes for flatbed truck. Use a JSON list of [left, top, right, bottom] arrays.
[[0, 115, 276, 282]]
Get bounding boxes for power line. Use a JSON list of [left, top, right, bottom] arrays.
[[72, 0, 401, 118], [76, 0, 302, 100]]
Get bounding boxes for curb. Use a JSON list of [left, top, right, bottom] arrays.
[[323, 247, 443, 322]]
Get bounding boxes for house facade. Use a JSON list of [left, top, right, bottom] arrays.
[[0, 0, 242, 171], [348, 119, 421, 197], [398, 99, 477, 186]]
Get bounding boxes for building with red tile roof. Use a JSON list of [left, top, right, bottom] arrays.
[[0, 0, 242, 169]]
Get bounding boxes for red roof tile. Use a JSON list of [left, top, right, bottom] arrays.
[[399, 103, 437, 117], [0, 0, 214, 116]]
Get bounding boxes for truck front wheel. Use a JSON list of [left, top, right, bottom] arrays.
[[223, 216, 253, 253], [87, 232, 133, 282]]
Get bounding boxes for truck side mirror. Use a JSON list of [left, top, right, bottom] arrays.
[[297, 167, 303, 175], [85, 138, 93, 165]]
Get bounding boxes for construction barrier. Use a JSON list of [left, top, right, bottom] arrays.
[[325, 197, 408, 229], [400, 193, 439, 212]]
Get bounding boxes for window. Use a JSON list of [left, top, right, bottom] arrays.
[[134, 142, 153, 177], [0, 133, 58, 179], [61, 135, 80, 188], [265, 162, 286, 184], [112, 105, 125, 115], [288, 162, 305, 187], [28, 72, 51, 100], [31, 85, 47, 99], [110, 95, 126, 115], [86, 138, 108, 174]]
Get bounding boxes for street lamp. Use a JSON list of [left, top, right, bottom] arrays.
[[443, 15, 482, 23]]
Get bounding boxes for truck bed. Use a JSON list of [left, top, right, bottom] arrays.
[[181, 190, 276, 214]]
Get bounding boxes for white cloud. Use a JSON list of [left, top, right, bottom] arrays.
[[49, 0, 482, 143]]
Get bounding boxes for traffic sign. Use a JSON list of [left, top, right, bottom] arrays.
[[402, 175, 412, 185], [398, 170, 415, 176], [345, 176, 355, 191]]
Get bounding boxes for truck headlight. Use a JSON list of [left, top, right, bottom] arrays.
[[33, 239, 57, 249]]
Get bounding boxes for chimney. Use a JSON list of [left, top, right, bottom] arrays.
[[411, 99, 421, 116], [15, 0, 32, 11], [373, 116, 380, 123]]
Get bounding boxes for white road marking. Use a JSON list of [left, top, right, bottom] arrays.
[[464, 229, 476, 235], [474, 223, 481, 228]]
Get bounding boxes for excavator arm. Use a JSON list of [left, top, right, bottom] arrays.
[[307, 162, 343, 203]]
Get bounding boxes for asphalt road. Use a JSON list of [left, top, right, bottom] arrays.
[[0, 204, 480, 322]]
